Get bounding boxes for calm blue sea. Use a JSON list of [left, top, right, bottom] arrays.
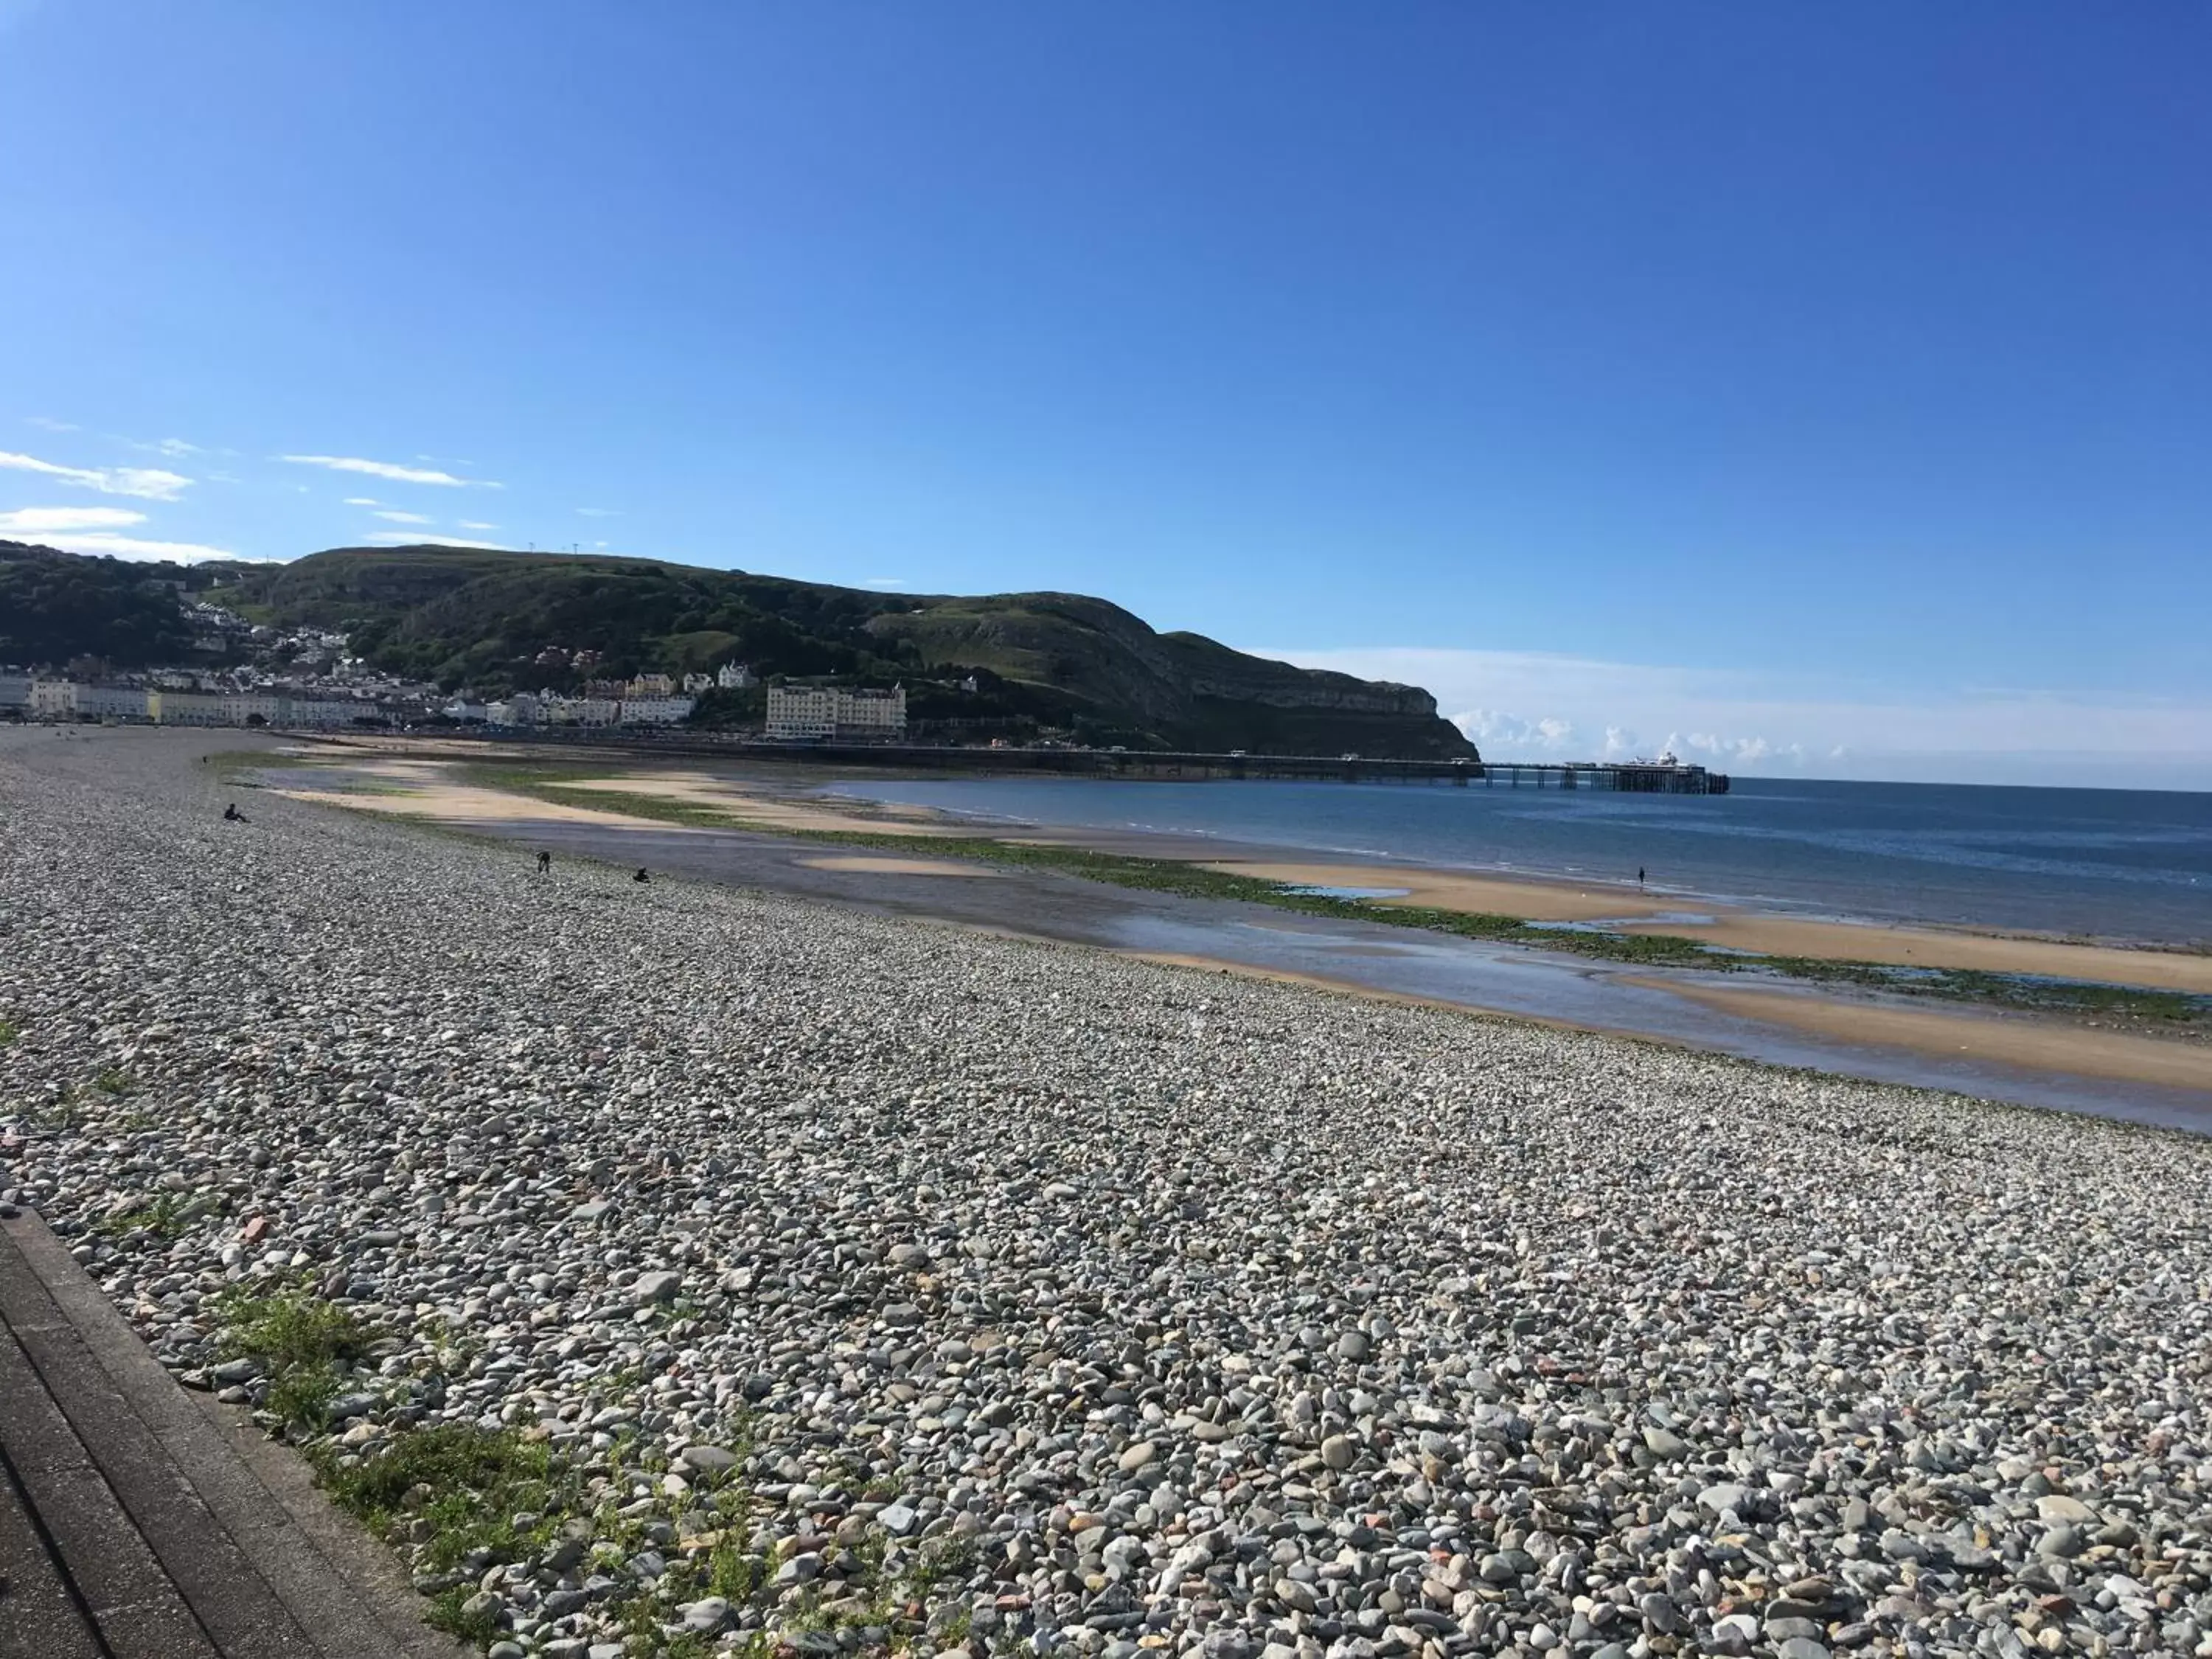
[[822, 775, 2212, 945]]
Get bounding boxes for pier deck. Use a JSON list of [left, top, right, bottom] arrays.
[[423, 730, 1733, 793]]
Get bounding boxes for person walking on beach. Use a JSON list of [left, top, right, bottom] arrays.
[[1637, 866, 1646, 886], [537, 849, 552, 876]]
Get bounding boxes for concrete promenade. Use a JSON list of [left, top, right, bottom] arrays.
[[0, 1206, 465, 1659]]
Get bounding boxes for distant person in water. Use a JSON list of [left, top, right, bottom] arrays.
[[633, 867, 650, 883], [1637, 866, 1646, 886], [538, 849, 552, 875], [223, 803, 246, 822]]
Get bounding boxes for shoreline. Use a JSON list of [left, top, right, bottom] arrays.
[[307, 733, 2212, 961], [235, 737, 2212, 1118]]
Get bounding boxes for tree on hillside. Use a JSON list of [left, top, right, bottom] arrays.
[[0, 543, 196, 667]]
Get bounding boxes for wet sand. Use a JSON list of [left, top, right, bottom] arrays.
[[271, 759, 677, 829], [1633, 978, 2212, 1093], [1133, 947, 2212, 1096], [554, 771, 956, 836], [1201, 860, 1677, 922], [1211, 858, 2212, 994], [796, 855, 1004, 877]]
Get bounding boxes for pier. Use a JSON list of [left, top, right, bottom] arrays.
[[446, 730, 1731, 792]]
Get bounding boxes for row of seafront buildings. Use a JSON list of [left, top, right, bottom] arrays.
[[461, 681, 909, 741], [456, 666, 738, 728], [0, 677, 376, 728], [466, 691, 698, 728], [5, 658, 913, 742]]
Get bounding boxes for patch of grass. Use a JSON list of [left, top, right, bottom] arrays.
[[320, 1422, 571, 1572], [425, 1584, 504, 1644], [707, 1528, 766, 1603], [91, 1189, 198, 1241], [0, 1017, 18, 1047], [93, 1065, 131, 1096], [214, 1289, 371, 1431]]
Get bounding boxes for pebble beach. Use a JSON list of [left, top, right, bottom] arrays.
[[5, 731, 2212, 1659]]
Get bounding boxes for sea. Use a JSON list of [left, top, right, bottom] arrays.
[[821, 774, 2212, 947]]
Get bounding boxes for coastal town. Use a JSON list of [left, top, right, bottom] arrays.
[[0, 661, 915, 740], [1, 615, 922, 741]]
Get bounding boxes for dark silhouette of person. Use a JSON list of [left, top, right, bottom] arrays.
[[223, 803, 246, 822], [1637, 866, 1646, 886], [633, 867, 650, 883], [538, 850, 552, 875]]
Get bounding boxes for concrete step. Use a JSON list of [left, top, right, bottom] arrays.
[[0, 1208, 469, 1659]]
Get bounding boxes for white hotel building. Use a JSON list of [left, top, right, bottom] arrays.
[[764, 684, 907, 742]]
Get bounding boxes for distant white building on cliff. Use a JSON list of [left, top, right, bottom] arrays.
[[765, 684, 906, 742], [716, 662, 757, 690]]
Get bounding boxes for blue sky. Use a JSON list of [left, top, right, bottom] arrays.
[[3, 3, 2207, 785]]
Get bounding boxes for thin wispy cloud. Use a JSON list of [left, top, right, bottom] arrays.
[[24, 416, 79, 433], [363, 531, 507, 549], [343, 496, 381, 507], [279, 454, 500, 487], [0, 505, 149, 534], [574, 507, 618, 518], [30, 531, 251, 563], [0, 449, 192, 501], [141, 437, 199, 457], [458, 520, 498, 530], [372, 509, 433, 524]]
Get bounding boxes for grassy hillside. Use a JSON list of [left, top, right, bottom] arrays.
[[232, 545, 1477, 756]]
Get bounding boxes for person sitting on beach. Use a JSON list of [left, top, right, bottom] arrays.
[[633, 867, 650, 883], [223, 803, 246, 822]]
